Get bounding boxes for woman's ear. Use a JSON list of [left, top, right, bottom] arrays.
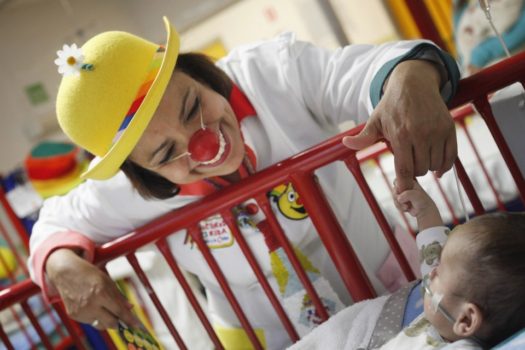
[[453, 302, 483, 337]]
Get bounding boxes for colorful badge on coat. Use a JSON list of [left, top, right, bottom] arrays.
[[199, 214, 234, 249], [269, 183, 308, 220]]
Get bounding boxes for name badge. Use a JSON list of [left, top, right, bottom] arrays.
[[199, 214, 234, 249]]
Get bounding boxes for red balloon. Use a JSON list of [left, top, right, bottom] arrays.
[[188, 128, 220, 162]]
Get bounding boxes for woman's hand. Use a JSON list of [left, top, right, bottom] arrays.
[[45, 248, 140, 330], [343, 60, 457, 192]]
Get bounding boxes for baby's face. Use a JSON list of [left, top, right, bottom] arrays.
[[423, 228, 469, 341]]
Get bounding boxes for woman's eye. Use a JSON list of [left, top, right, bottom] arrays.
[[186, 97, 200, 121], [159, 144, 175, 165]]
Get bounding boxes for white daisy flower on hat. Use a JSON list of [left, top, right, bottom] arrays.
[[54, 44, 85, 76]]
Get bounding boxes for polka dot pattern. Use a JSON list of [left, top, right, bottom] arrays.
[[368, 280, 418, 349]]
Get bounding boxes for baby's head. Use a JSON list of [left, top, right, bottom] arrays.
[[423, 212, 525, 348]]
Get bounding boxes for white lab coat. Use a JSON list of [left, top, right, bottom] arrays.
[[29, 33, 455, 349]]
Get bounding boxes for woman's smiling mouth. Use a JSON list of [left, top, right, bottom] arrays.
[[199, 129, 226, 165], [197, 128, 231, 168]]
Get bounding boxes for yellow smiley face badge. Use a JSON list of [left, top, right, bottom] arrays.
[[270, 183, 308, 220]]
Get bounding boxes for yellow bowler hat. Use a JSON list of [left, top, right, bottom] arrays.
[[55, 17, 179, 180]]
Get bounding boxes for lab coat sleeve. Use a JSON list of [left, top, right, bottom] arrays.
[[276, 36, 458, 130], [218, 34, 458, 137], [27, 171, 171, 301]]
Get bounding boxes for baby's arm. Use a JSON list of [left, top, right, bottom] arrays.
[[395, 181, 443, 231], [395, 181, 448, 276]]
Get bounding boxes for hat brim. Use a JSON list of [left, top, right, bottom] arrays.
[[81, 17, 180, 180]]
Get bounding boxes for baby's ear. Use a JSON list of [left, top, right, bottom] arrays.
[[453, 302, 483, 338]]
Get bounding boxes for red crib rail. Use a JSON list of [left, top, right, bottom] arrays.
[[1, 51, 524, 350]]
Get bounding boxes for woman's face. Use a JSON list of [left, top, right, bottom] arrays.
[[130, 71, 245, 184]]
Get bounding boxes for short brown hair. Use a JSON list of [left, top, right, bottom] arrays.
[[121, 53, 233, 199], [457, 212, 525, 347]]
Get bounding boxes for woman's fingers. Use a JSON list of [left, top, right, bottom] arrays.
[[46, 249, 139, 329], [429, 139, 445, 173], [103, 286, 141, 328], [392, 139, 415, 192], [436, 133, 458, 178], [342, 116, 382, 151], [413, 142, 430, 177], [377, 60, 458, 185], [89, 307, 120, 330]]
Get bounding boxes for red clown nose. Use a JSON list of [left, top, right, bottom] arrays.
[[188, 128, 220, 162]]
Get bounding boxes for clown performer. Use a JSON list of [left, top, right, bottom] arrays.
[[28, 17, 459, 349]]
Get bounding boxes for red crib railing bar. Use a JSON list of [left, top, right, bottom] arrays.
[[453, 159, 486, 216], [289, 172, 376, 301], [345, 155, 416, 282], [0, 242, 30, 343], [473, 97, 525, 203], [52, 303, 87, 350], [20, 300, 54, 349], [0, 185, 30, 253], [40, 296, 67, 341], [431, 174, 460, 225], [156, 238, 225, 349], [256, 194, 330, 322], [373, 157, 417, 236], [0, 279, 40, 309], [457, 118, 506, 211], [8, 305, 35, 348], [450, 51, 525, 107], [54, 337, 77, 350], [95, 133, 364, 264], [125, 253, 188, 349], [187, 224, 265, 350], [0, 292, 86, 350], [0, 323, 15, 350], [99, 329, 118, 350], [221, 212, 300, 343]]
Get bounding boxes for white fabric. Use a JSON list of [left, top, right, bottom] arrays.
[[286, 295, 389, 350], [29, 33, 437, 349]]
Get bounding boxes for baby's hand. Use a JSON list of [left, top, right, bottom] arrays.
[[394, 180, 443, 230], [394, 181, 433, 217]]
